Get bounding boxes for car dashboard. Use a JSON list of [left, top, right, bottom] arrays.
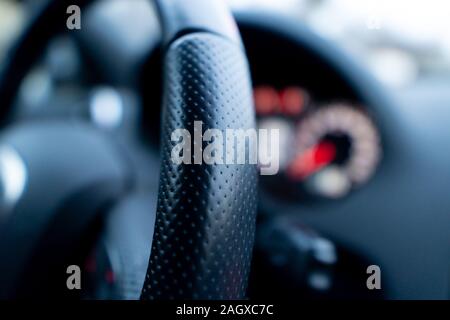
[[2, 1, 450, 300]]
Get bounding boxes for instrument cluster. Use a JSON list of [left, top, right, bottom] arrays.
[[254, 85, 381, 201]]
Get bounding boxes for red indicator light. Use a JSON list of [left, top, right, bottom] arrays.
[[85, 255, 96, 273], [287, 141, 336, 179], [106, 270, 115, 284], [254, 86, 280, 115], [280, 87, 306, 115], [254, 86, 307, 116]]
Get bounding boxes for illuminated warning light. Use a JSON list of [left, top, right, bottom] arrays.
[[254, 86, 307, 116], [280, 87, 308, 116], [253, 86, 280, 115], [106, 270, 115, 284], [84, 255, 96, 273], [287, 141, 336, 180]]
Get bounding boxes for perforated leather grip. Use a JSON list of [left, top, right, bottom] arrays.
[[141, 33, 258, 300]]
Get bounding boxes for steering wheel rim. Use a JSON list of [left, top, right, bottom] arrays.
[[0, 0, 258, 300]]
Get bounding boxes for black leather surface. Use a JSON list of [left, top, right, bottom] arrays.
[[141, 33, 257, 300]]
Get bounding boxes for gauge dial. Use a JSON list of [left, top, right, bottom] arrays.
[[254, 84, 381, 201], [287, 104, 381, 199]]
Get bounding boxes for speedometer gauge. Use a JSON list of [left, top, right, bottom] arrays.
[[288, 104, 381, 199], [254, 85, 382, 201]]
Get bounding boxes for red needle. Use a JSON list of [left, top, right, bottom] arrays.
[[287, 141, 337, 180]]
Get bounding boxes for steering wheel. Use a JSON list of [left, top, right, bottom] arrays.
[[0, 0, 257, 300]]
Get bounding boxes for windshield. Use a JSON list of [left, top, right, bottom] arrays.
[[1, 0, 449, 89], [230, 0, 450, 88]]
